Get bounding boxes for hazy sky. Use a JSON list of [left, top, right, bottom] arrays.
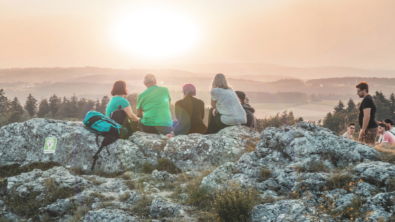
[[1, 0, 395, 69]]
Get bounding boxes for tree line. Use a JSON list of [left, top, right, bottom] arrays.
[[323, 91, 395, 134]]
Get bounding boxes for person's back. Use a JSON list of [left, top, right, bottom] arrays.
[[382, 131, 395, 144], [137, 85, 172, 127], [211, 88, 246, 125], [174, 94, 207, 135]]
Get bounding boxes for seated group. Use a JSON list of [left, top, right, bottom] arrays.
[[105, 73, 256, 135]]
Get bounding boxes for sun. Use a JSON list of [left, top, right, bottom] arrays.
[[113, 8, 199, 57]]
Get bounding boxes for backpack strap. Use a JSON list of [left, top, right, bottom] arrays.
[[91, 136, 118, 171], [390, 131, 395, 136]]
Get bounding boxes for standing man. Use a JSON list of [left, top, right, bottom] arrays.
[[136, 74, 173, 134], [356, 81, 378, 145], [342, 122, 356, 139]]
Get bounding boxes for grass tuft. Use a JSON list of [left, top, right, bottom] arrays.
[[132, 194, 153, 218], [212, 181, 260, 222], [259, 168, 272, 182], [308, 160, 328, 173], [326, 173, 353, 190], [387, 178, 395, 192], [0, 162, 60, 178], [376, 147, 395, 164], [157, 157, 182, 174], [4, 178, 76, 220], [119, 192, 131, 202], [123, 180, 136, 190], [141, 163, 155, 174]]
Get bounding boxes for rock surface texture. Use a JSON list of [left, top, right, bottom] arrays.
[[1, 119, 394, 221]]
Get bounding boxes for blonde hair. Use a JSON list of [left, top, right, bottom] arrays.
[[211, 73, 231, 89]]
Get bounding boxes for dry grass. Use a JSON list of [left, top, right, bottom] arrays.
[[4, 178, 76, 220], [326, 173, 353, 190], [123, 180, 136, 190], [375, 147, 395, 164], [212, 181, 260, 222], [259, 168, 272, 182], [308, 160, 328, 173], [387, 178, 395, 192], [119, 192, 131, 202], [131, 194, 153, 218], [157, 157, 182, 174], [243, 137, 260, 152], [0, 162, 60, 178]]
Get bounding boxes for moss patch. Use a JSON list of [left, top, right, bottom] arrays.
[[4, 178, 77, 220], [0, 162, 60, 178]]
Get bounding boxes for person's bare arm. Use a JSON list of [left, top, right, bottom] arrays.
[[359, 108, 371, 138], [361, 108, 371, 131], [136, 109, 143, 118], [211, 98, 216, 108], [124, 106, 140, 121]]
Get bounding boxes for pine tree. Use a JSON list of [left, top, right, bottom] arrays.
[[0, 89, 8, 116], [95, 99, 101, 112], [99, 96, 110, 115], [373, 91, 392, 121], [37, 99, 51, 118], [24, 94, 38, 117], [49, 94, 61, 116], [334, 100, 345, 113], [11, 97, 24, 115], [62, 94, 78, 118], [346, 98, 356, 113], [390, 93, 395, 121]]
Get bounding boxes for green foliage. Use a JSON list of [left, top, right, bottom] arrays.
[[49, 94, 61, 116], [24, 94, 38, 117], [334, 100, 345, 113], [37, 99, 51, 117], [256, 110, 300, 132], [0, 89, 8, 116], [212, 181, 259, 222]]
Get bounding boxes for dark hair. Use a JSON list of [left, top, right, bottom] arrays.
[[378, 121, 390, 131], [235, 91, 246, 101], [111, 80, 128, 96], [355, 81, 369, 93], [384, 119, 394, 126], [348, 122, 355, 127]]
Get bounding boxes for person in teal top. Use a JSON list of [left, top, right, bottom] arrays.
[[106, 80, 140, 127], [136, 74, 173, 134]]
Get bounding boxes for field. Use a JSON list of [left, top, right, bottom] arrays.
[[253, 100, 341, 122]]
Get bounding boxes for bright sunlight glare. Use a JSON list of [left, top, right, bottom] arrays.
[[113, 8, 199, 57]]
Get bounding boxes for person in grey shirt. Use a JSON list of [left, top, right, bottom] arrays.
[[206, 73, 247, 134], [342, 122, 356, 139]]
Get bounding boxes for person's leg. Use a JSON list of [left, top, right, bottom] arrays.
[[365, 127, 378, 146], [155, 126, 173, 135], [205, 108, 225, 134], [139, 120, 159, 134]]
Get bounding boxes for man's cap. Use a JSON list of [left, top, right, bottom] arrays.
[[235, 91, 246, 101], [384, 119, 394, 125]]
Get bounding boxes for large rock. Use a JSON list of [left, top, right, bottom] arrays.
[[0, 119, 126, 174]]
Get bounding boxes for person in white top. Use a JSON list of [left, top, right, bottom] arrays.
[[342, 122, 355, 139], [378, 119, 395, 144]]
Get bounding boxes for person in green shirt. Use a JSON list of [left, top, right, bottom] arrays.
[[136, 74, 173, 134], [106, 80, 140, 131]]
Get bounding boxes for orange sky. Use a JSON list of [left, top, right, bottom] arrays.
[[1, 0, 395, 69]]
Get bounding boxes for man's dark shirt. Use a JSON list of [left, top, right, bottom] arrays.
[[358, 95, 378, 129]]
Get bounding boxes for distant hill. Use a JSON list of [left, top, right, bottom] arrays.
[[172, 63, 395, 79]]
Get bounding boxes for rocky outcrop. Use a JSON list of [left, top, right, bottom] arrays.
[[0, 119, 258, 174], [1, 120, 394, 221]]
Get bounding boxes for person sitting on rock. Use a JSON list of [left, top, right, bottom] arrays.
[[106, 80, 140, 132], [136, 74, 173, 134], [235, 90, 256, 131], [342, 122, 355, 140], [376, 121, 395, 148], [205, 73, 246, 134], [173, 84, 207, 135]]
